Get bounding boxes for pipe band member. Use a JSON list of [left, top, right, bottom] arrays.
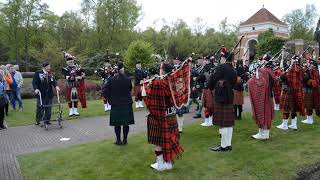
[[301, 58, 320, 124], [142, 62, 183, 171], [277, 55, 305, 130], [134, 61, 148, 109], [62, 55, 86, 116], [208, 49, 237, 152], [248, 54, 276, 140]]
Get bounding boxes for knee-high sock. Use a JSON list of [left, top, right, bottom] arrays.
[[114, 126, 121, 141], [226, 127, 233, 147], [123, 126, 129, 140], [177, 115, 184, 132], [219, 128, 228, 148]]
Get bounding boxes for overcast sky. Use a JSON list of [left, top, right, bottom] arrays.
[[43, 0, 320, 30]]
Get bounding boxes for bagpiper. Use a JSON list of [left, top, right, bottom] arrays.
[[62, 52, 87, 116], [201, 56, 215, 127], [273, 62, 283, 111], [277, 55, 305, 130], [142, 60, 183, 171], [97, 62, 114, 111], [208, 49, 237, 151], [192, 57, 208, 119], [134, 61, 147, 108], [247, 54, 276, 140], [233, 60, 248, 120], [301, 56, 320, 124]]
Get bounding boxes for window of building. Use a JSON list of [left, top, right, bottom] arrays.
[[252, 27, 255, 31], [277, 27, 280, 31]]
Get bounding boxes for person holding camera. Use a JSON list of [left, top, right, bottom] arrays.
[[32, 62, 60, 126]]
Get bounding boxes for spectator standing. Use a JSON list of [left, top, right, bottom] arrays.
[[9, 65, 23, 111]]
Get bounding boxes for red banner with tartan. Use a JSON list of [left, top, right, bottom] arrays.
[[167, 61, 191, 110]]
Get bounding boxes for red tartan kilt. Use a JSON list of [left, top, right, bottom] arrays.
[[65, 87, 72, 101], [147, 115, 182, 161], [213, 102, 235, 127], [255, 97, 274, 129], [147, 115, 179, 146], [233, 90, 244, 105], [133, 85, 141, 97], [273, 83, 281, 104], [304, 91, 314, 109], [202, 89, 214, 109], [280, 91, 296, 112]]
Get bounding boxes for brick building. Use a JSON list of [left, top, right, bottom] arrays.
[[237, 7, 289, 63]]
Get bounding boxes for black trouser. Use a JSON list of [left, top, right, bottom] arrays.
[[114, 126, 130, 141], [36, 97, 52, 124], [0, 105, 5, 128], [4, 103, 8, 115]]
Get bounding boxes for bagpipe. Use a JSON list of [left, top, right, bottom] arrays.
[[230, 35, 245, 67], [61, 51, 84, 87]]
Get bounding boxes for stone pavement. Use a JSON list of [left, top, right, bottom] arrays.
[[0, 97, 251, 180]]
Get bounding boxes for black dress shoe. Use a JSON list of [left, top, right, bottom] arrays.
[[193, 114, 201, 118], [227, 146, 232, 151], [122, 139, 127, 145], [179, 131, 183, 134], [114, 140, 122, 145], [46, 122, 51, 125], [210, 145, 229, 152], [0, 126, 7, 129]]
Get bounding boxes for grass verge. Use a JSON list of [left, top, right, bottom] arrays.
[[18, 113, 320, 180]]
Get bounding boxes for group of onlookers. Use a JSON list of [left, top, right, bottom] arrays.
[[0, 64, 24, 130]]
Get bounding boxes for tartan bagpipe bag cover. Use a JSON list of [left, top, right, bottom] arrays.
[[167, 62, 191, 110]]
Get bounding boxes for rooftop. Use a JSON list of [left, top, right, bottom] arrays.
[[240, 8, 287, 26]]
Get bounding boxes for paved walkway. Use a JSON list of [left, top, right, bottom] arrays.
[[0, 98, 251, 180]]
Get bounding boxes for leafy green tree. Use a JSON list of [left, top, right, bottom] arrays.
[[124, 40, 154, 72], [283, 4, 318, 41], [256, 29, 285, 57], [1, 0, 24, 64]]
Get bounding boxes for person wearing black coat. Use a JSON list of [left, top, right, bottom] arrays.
[[32, 62, 60, 125], [104, 62, 135, 145], [207, 51, 237, 152]]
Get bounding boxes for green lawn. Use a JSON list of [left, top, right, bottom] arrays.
[[6, 99, 143, 127], [18, 113, 320, 180]]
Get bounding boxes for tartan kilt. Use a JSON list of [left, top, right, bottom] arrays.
[[202, 89, 214, 117], [202, 89, 214, 109], [133, 85, 141, 97], [147, 114, 183, 161], [280, 91, 296, 112], [273, 83, 282, 104], [110, 104, 135, 126], [213, 102, 235, 127], [255, 97, 274, 129], [304, 91, 314, 110], [134, 85, 142, 101], [233, 90, 244, 105]]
